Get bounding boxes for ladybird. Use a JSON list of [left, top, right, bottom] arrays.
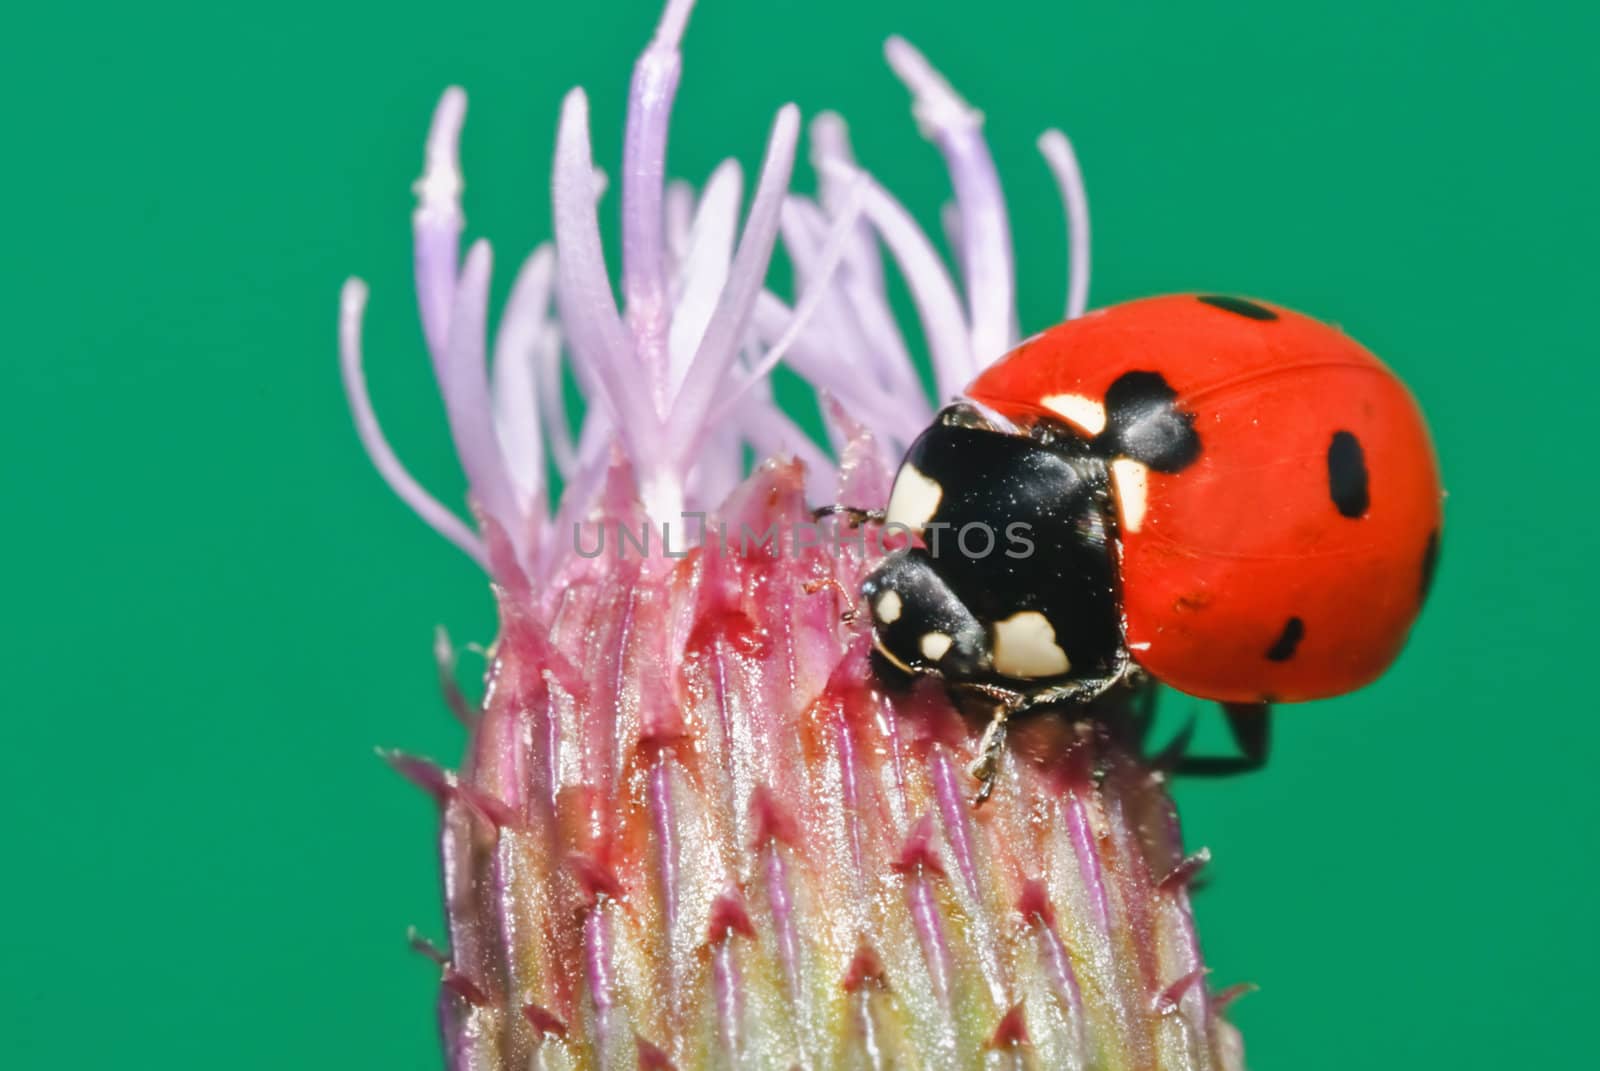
[[856, 294, 1443, 791]]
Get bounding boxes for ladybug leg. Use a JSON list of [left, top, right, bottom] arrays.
[[1225, 702, 1271, 767], [1173, 702, 1272, 777], [957, 685, 1035, 805], [1007, 649, 1137, 713], [969, 704, 1013, 806], [955, 659, 1137, 805], [810, 504, 886, 527]]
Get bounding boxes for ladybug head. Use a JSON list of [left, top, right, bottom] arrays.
[[861, 549, 991, 679]]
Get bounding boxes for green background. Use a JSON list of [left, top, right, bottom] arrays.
[[6, 0, 1595, 1065]]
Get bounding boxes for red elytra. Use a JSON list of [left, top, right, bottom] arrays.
[[965, 294, 1443, 704]]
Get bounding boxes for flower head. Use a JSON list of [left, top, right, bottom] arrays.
[[341, 1, 1244, 1066]]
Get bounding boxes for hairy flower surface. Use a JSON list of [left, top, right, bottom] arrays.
[[341, 2, 1245, 1067]]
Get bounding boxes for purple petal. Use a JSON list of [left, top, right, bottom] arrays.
[[667, 160, 742, 393], [491, 245, 555, 527], [806, 116, 928, 410], [552, 89, 661, 466], [436, 241, 522, 555], [338, 278, 488, 568], [710, 181, 867, 422], [412, 87, 467, 362], [809, 112, 886, 296], [534, 321, 576, 479], [666, 104, 800, 460], [886, 36, 1017, 362], [621, 0, 695, 400], [664, 179, 695, 262], [1039, 130, 1092, 320], [750, 290, 910, 442], [821, 161, 977, 403]]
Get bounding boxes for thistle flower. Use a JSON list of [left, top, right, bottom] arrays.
[[341, 1, 1245, 1066]]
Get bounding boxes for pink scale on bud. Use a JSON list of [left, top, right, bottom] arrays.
[[707, 892, 758, 943], [382, 750, 454, 807], [635, 1035, 677, 1070], [1155, 968, 1211, 1016], [747, 785, 799, 849], [520, 1003, 567, 1038], [891, 813, 949, 879], [568, 852, 624, 905], [841, 944, 889, 994], [1016, 878, 1056, 927], [1160, 848, 1214, 894], [988, 1001, 1031, 1050], [441, 970, 492, 1009]]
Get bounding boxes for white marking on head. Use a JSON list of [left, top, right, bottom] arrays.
[[1041, 393, 1107, 436], [874, 590, 903, 624], [990, 611, 1072, 679], [1111, 458, 1150, 533], [919, 631, 953, 662], [885, 463, 943, 533]]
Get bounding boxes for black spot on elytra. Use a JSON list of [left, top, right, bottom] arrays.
[[1197, 295, 1278, 321], [1098, 371, 1201, 473], [1420, 529, 1440, 604], [1326, 430, 1370, 518], [1265, 617, 1304, 662]]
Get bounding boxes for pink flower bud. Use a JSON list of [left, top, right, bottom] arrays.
[[342, 3, 1244, 1066]]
